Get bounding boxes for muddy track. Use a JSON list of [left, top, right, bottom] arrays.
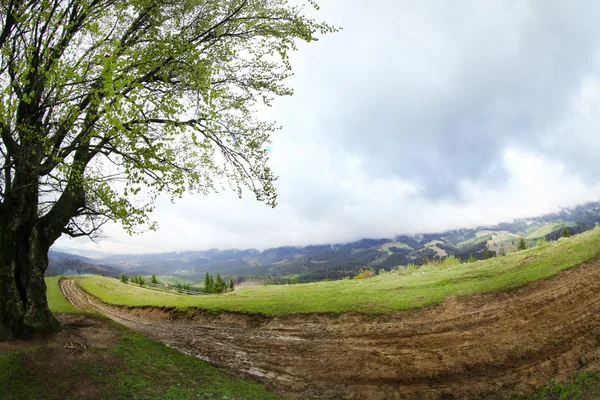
[[60, 261, 600, 400]]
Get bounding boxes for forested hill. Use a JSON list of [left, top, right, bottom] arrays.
[[50, 201, 600, 280]]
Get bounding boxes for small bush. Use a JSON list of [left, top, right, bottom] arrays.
[[440, 255, 460, 268], [395, 264, 418, 276], [354, 268, 376, 279], [536, 237, 547, 247]]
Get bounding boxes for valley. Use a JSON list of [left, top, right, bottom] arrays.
[[49, 202, 600, 284]]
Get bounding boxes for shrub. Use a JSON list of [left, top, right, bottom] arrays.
[[440, 255, 460, 268], [354, 268, 376, 279], [468, 253, 476, 263], [536, 237, 547, 247], [393, 264, 418, 276]]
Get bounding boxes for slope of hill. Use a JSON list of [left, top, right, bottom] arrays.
[[47, 251, 123, 277], [64, 228, 600, 399], [53, 201, 600, 281]]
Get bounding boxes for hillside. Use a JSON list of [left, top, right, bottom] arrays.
[[77, 226, 600, 314], [53, 201, 600, 281], [62, 228, 600, 399]]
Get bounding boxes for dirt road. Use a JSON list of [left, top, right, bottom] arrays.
[[60, 260, 600, 399]]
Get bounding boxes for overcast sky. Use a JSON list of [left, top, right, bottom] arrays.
[[56, 0, 600, 255]]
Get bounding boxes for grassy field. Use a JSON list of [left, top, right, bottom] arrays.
[[0, 275, 280, 400], [0, 325, 280, 400], [46, 276, 81, 314], [457, 233, 492, 248], [525, 221, 577, 240], [78, 227, 600, 315]]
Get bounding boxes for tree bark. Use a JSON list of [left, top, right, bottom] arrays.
[[0, 217, 58, 339]]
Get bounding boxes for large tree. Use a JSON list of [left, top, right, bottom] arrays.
[[0, 0, 335, 338]]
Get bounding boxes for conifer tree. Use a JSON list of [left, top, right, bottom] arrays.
[[517, 237, 528, 251], [563, 227, 570, 238]]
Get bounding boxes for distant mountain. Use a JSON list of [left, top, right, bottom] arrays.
[[50, 201, 600, 281], [47, 251, 124, 277]]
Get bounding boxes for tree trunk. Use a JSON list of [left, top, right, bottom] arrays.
[[0, 216, 58, 340]]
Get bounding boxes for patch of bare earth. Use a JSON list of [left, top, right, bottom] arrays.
[[61, 261, 600, 400], [0, 314, 121, 399]]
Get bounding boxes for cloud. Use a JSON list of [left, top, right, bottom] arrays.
[[55, 0, 600, 254]]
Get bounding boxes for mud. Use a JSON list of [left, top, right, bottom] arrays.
[[60, 261, 600, 399]]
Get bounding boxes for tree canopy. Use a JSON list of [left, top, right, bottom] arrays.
[[0, 0, 335, 338], [0, 0, 335, 237]]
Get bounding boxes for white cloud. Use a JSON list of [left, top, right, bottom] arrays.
[[55, 0, 600, 254]]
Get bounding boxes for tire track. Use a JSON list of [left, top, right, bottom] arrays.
[[60, 260, 600, 399]]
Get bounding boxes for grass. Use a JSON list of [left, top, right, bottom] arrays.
[[525, 221, 577, 240], [46, 276, 81, 314], [78, 227, 600, 315], [0, 325, 280, 400], [0, 274, 281, 399], [512, 371, 600, 400], [457, 233, 492, 248]]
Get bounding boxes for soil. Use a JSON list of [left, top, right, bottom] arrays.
[[0, 314, 123, 399], [60, 260, 600, 400]]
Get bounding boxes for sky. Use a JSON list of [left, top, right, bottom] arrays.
[[56, 0, 600, 255]]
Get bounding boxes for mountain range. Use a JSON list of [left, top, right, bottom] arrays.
[[49, 201, 600, 281]]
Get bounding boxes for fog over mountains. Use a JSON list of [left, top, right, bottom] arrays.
[[50, 201, 600, 281]]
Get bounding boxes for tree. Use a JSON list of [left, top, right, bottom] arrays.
[[204, 272, 213, 294], [517, 237, 528, 251], [0, 1, 335, 337], [422, 254, 429, 265], [120, 273, 128, 283], [468, 253, 476, 263], [229, 277, 235, 291], [483, 246, 490, 260], [151, 273, 157, 284], [563, 227, 571, 238], [215, 273, 225, 293]]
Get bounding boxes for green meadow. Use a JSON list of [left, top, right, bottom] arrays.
[[78, 227, 600, 315]]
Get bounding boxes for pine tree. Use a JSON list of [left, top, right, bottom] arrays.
[[208, 275, 215, 293], [422, 254, 429, 265], [120, 273, 128, 284], [468, 253, 476, 263], [151, 273, 158, 284], [483, 246, 490, 260], [563, 227, 570, 238], [517, 237, 528, 251], [229, 278, 235, 291], [216, 273, 226, 294]]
